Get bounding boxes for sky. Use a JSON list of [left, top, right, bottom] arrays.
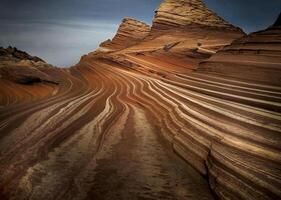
[[0, 0, 280, 67]]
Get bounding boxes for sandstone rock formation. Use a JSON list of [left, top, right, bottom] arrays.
[[99, 17, 150, 51], [115, 0, 245, 64], [0, 47, 59, 85], [0, 46, 44, 63], [87, 6, 280, 200], [170, 17, 281, 200], [151, 0, 244, 34], [0, 1, 280, 200], [197, 14, 281, 86]]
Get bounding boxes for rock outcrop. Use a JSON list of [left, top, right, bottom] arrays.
[[197, 15, 281, 86], [99, 18, 151, 51], [115, 0, 245, 63], [0, 1, 280, 200], [151, 0, 244, 34], [0, 47, 59, 85], [89, 8, 281, 200], [0, 46, 44, 63]]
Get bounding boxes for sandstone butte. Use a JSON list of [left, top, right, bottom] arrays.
[[0, 0, 280, 200]]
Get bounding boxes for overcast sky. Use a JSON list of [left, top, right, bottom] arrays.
[[0, 0, 280, 67]]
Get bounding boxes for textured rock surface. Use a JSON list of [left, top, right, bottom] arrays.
[[0, 47, 59, 85], [175, 23, 281, 199], [115, 0, 245, 62], [91, 9, 281, 200], [0, 1, 280, 200], [151, 0, 244, 34], [99, 18, 150, 51], [0, 46, 44, 63], [197, 22, 281, 85]]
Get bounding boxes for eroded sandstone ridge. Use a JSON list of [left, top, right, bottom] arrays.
[[172, 18, 281, 199], [111, 0, 245, 65], [0, 1, 280, 200], [0, 46, 44, 63], [151, 0, 244, 34], [0, 47, 59, 85], [99, 17, 150, 51], [82, 7, 281, 200], [198, 23, 281, 85]]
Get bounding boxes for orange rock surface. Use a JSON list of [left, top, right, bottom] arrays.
[[0, 1, 280, 200]]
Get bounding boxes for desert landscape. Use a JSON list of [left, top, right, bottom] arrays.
[[0, 0, 280, 200]]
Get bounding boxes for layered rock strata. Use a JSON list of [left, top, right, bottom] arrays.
[[151, 0, 244, 34], [99, 18, 151, 51], [115, 0, 245, 62], [197, 16, 281, 86], [0, 2, 280, 200], [0, 47, 60, 85]]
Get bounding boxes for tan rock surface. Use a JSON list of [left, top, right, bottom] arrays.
[[151, 0, 244, 34], [0, 47, 60, 85], [197, 17, 281, 85], [113, 0, 245, 62], [0, 2, 280, 200], [99, 17, 150, 51]]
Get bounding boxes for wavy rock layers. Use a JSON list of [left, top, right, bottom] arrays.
[[180, 18, 281, 199], [151, 0, 243, 34], [0, 34, 280, 200], [99, 18, 150, 51], [0, 55, 216, 200], [197, 25, 281, 86], [0, 2, 280, 200], [2, 31, 280, 199], [85, 14, 281, 200], [99, 34, 281, 199]]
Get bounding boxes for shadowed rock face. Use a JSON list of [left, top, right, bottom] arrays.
[[0, 1, 280, 200], [0, 47, 60, 85], [151, 0, 244, 35], [99, 18, 151, 51], [0, 47, 44, 63]]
